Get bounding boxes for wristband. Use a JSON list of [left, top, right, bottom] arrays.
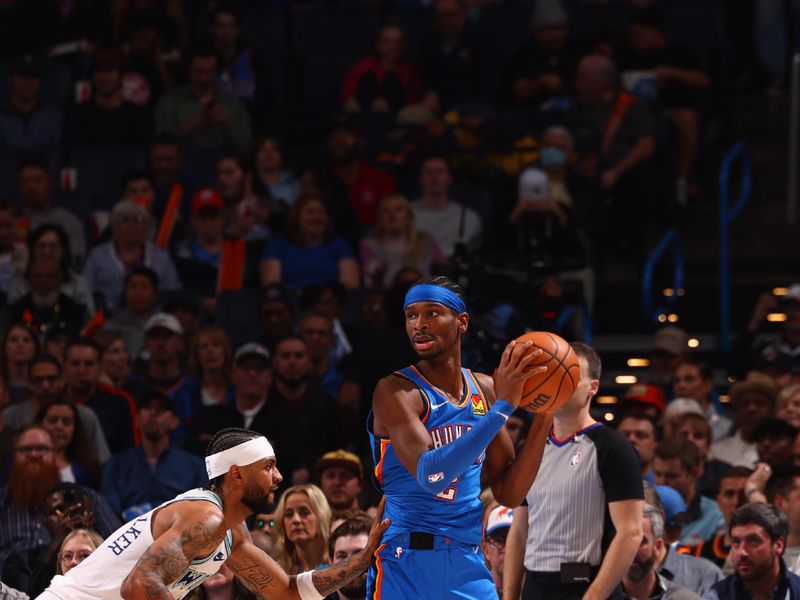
[[296, 571, 323, 600]]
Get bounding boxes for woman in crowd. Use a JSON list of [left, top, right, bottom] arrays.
[[359, 194, 443, 289], [7, 225, 94, 314], [1, 322, 39, 404], [36, 399, 99, 487], [260, 195, 359, 291], [103, 267, 160, 360], [340, 24, 421, 113], [271, 484, 332, 574], [57, 529, 104, 575], [776, 384, 800, 428], [252, 136, 300, 208], [174, 325, 235, 446], [83, 200, 180, 311]]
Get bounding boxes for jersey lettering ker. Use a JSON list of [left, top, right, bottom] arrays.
[[368, 366, 489, 545]]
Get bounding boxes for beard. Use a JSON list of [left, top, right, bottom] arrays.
[[339, 572, 367, 599], [736, 556, 774, 582], [9, 461, 61, 509], [241, 480, 274, 516], [626, 554, 656, 583]]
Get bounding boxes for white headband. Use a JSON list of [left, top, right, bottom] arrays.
[[205, 437, 275, 479]]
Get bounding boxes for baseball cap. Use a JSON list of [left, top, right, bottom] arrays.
[[518, 167, 550, 201], [316, 449, 363, 480], [652, 327, 688, 356], [654, 485, 687, 529], [260, 284, 295, 310], [191, 188, 224, 214], [486, 505, 514, 537], [234, 342, 271, 366], [663, 398, 705, 422], [145, 312, 183, 335], [139, 389, 176, 413], [622, 383, 666, 413], [11, 54, 42, 77]]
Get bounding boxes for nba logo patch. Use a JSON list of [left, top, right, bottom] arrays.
[[569, 451, 582, 470], [471, 394, 487, 416]]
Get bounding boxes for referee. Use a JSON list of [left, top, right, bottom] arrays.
[[503, 343, 644, 600]]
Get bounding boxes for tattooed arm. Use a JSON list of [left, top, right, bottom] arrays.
[[228, 499, 390, 600], [121, 506, 226, 600]]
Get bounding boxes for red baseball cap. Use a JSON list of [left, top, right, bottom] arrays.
[[191, 188, 223, 214], [622, 383, 666, 413]]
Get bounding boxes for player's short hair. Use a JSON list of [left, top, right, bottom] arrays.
[[205, 428, 264, 487], [413, 275, 466, 304], [571, 342, 601, 380], [328, 514, 372, 560], [730, 503, 788, 543]]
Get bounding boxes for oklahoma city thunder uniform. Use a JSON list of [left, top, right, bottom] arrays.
[[366, 365, 498, 599], [39, 489, 233, 600]]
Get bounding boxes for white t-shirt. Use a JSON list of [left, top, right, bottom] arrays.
[[411, 200, 482, 259]]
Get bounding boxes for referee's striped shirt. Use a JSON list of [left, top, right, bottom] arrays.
[[523, 422, 643, 572]]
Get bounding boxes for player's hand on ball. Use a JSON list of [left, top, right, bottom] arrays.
[[493, 339, 547, 409], [364, 497, 391, 556]]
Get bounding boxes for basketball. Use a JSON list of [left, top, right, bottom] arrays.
[[515, 331, 581, 413]]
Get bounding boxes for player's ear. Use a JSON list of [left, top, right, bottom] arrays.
[[458, 312, 469, 333]]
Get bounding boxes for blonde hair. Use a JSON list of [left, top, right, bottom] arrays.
[[777, 384, 800, 411], [189, 325, 233, 382], [272, 484, 332, 574], [57, 528, 104, 574], [371, 194, 430, 267]]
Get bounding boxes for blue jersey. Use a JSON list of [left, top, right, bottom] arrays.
[[368, 365, 490, 545]]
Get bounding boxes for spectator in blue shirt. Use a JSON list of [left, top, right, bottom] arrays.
[[100, 389, 206, 520], [260, 195, 359, 291]]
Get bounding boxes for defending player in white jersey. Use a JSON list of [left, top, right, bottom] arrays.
[[36, 427, 389, 600]]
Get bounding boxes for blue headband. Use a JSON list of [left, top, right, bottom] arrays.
[[404, 284, 467, 314]]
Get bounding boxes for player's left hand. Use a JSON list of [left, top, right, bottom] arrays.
[[363, 497, 390, 557]]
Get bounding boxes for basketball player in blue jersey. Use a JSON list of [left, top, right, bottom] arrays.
[[366, 276, 555, 599], [37, 428, 389, 600]]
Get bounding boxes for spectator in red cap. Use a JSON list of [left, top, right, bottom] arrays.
[[620, 382, 667, 421], [173, 188, 226, 309]]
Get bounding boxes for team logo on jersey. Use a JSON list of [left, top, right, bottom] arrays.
[[471, 394, 487, 416], [569, 451, 582, 470], [428, 471, 445, 483]]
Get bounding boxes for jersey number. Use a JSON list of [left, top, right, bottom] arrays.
[[435, 477, 460, 502]]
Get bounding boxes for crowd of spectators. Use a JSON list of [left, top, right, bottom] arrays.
[[0, 0, 798, 598]]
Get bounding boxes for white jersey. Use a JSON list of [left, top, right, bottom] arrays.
[[41, 489, 234, 600]]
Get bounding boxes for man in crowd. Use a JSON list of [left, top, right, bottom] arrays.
[[325, 516, 373, 600], [703, 503, 800, 599], [148, 135, 185, 219], [155, 46, 251, 152], [673, 358, 732, 442], [132, 313, 186, 397], [621, 504, 700, 599], [64, 338, 138, 454], [17, 158, 85, 267], [264, 335, 342, 488], [649, 327, 688, 395], [484, 505, 513, 598], [317, 449, 363, 511], [654, 438, 725, 546], [618, 411, 659, 482], [100, 390, 206, 520], [0, 427, 120, 574], [412, 155, 482, 260], [259, 284, 296, 351], [2, 483, 100, 597], [754, 418, 798, 471], [2, 355, 110, 464], [299, 309, 342, 398], [328, 121, 396, 226], [0, 55, 62, 173], [216, 153, 274, 241], [766, 466, 800, 568]]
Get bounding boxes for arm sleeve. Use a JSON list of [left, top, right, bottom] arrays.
[[593, 428, 645, 502], [416, 400, 514, 494]]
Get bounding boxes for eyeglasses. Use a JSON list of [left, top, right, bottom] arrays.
[[16, 444, 53, 455], [60, 550, 92, 563], [255, 517, 275, 529]]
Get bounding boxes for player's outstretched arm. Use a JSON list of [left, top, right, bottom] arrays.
[[227, 498, 390, 600], [121, 508, 226, 600]]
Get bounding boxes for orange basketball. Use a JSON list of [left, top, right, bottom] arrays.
[[515, 331, 581, 413]]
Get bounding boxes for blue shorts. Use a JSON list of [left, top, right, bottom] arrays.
[[366, 533, 498, 600]]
